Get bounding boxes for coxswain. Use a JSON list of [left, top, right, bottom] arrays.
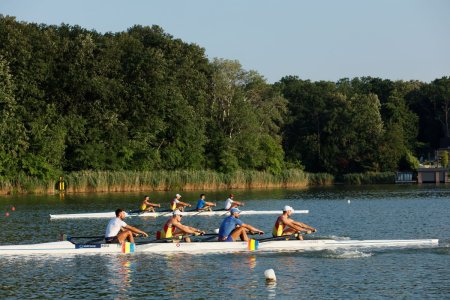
[[272, 206, 317, 240], [218, 208, 264, 242], [105, 208, 148, 244]]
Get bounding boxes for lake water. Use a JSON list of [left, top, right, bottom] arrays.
[[0, 185, 449, 299]]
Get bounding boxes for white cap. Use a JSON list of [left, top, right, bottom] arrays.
[[283, 205, 294, 213], [176, 193, 181, 198], [173, 209, 183, 216]]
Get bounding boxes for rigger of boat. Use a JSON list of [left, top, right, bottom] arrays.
[[0, 206, 440, 255]]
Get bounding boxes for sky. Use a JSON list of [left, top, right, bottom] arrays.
[[1, 0, 449, 83]]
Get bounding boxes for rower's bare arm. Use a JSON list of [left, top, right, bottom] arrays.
[[291, 223, 306, 232], [174, 223, 197, 234], [189, 226, 205, 235], [180, 201, 191, 207], [242, 224, 264, 235], [125, 225, 148, 237], [293, 221, 314, 230]]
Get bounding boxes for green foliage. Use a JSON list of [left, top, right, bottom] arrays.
[[440, 151, 448, 168], [1, 16, 450, 191], [340, 172, 396, 184], [0, 55, 28, 178], [207, 59, 287, 173]]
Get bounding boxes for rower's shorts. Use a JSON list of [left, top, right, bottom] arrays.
[[105, 236, 119, 244], [219, 236, 234, 242]]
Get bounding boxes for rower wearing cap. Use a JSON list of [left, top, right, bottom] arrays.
[[140, 195, 161, 212], [170, 193, 191, 211], [218, 208, 264, 242], [196, 194, 216, 211], [105, 208, 148, 244], [159, 210, 205, 242], [224, 194, 244, 211], [273, 206, 317, 240]]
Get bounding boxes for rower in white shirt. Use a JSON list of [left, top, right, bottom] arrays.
[[105, 208, 148, 244], [224, 194, 244, 210]]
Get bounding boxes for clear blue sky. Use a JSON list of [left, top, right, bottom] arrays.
[[1, 0, 449, 83]]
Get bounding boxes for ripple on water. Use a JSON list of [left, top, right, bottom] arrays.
[[320, 249, 373, 259]]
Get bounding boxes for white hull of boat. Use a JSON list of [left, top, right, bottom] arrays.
[[0, 239, 439, 255], [49, 210, 309, 220]]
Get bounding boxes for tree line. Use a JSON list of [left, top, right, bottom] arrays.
[[0, 16, 449, 181]]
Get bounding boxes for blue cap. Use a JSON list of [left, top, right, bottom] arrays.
[[230, 207, 241, 214]]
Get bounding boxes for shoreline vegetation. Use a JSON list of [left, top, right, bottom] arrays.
[[0, 17, 446, 194], [0, 170, 396, 195]]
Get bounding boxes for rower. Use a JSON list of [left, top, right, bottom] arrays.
[[224, 194, 244, 210], [159, 210, 205, 242], [218, 208, 264, 242], [272, 206, 316, 240], [105, 208, 148, 244], [170, 193, 191, 211], [196, 193, 216, 211], [140, 195, 161, 212]]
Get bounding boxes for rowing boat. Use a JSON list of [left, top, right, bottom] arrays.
[[49, 209, 310, 220], [0, 238, 438, 255]]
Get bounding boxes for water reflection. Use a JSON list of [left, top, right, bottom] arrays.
[[106, 255, 134, 297], [162, 253, 196, 298], [247, 255, 257, 269], [265, 281, 277, 299]]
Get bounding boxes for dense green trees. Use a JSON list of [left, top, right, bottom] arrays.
[[0, 16, 449, 181], [206, 59, 286, 173], [278, 76, 449, 174]]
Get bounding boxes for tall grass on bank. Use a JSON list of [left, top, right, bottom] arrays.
[[0, 169, 330, 194], [0, 170, 399, 194], [0, 174, 55, 195], [339, 172, 396, 184], [0, 169, 338, 194], [63, 169, 321, 193]]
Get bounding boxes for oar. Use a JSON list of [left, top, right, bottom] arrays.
[[137, 230, 219, 245], [195, 229, 220, 241], [256, 231, 313, 243], [190, 208, 215, 216], [155, 210, 175, 217], [136, 235, 186, 244], [219, 210, 231, 217]]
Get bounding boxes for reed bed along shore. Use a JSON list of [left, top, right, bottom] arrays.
[[0, 169, 337, 195], [339, 171, 396, 185]]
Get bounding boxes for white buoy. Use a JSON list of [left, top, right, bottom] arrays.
[[214, 228, 219, 234], [347, 200, 351, 204], [264, 269, 276, 282]]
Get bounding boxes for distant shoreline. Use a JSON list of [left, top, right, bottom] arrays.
[[0, 170, 397, 195]]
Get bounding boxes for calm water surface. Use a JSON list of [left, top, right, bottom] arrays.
[[0, 185, 449, 299]]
